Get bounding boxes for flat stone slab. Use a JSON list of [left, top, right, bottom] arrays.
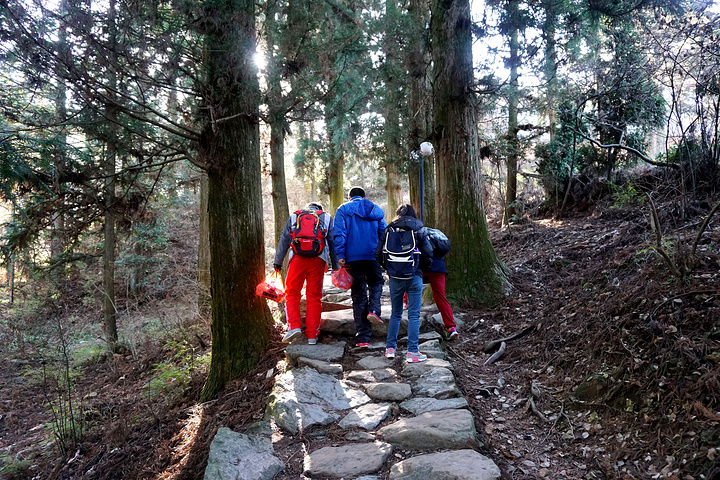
[[412, 367, 461, 399], [347, 368, 396, 383], [346, 431, 376, 442], [339, 402, 392, 430], [399, 397, 469, 415], [419, 331, 443, 342], [285, 342, 345, 365], [419, 339, 442, 350], [357, 355, 394, 370], [423, 349, 447, 359], [320, 309, 357, 335], [204, 427, 283, 480], [389, 449, 501, 480], [304, 441, 393, 478], [297, 357, 343, 375], [427, 312, 466, 331], [400, 358, 452, 377], [267, 367, 371, 434], [323, 292, 351, 303], [378, 409, 477, 451], [364, 382, 413, 402]]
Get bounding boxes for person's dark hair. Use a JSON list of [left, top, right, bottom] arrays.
[[394, 203, 417, 221], [305, 202, 323, 211], [348, 186, 365, 198]]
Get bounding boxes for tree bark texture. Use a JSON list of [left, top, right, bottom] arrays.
[[431, 0, 508, 305], [198, 0, 271, 401], [328, 130, 345, 213], [270, 116, 289, 244], [385, 160, 403, 216], [198, 172, 211, 316]]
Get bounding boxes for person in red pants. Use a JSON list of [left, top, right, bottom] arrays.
[[274, 203, 338, 344], [424, 255, 458, 340], [404, 228, 458, 340]]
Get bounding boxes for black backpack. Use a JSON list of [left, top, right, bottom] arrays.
[[382, 227, 419, 280], [426, 227, 451, 257]]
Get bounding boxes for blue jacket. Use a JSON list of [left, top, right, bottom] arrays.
[[333, 196, 387, 262]]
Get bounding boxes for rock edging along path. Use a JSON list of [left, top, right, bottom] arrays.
[[204, 281, 501, 480]]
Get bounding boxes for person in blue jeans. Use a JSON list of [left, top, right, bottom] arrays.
[[375, 204, 433, 362], [333, 187, 387, 347]]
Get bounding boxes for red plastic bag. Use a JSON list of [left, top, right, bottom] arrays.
[[331, 267, 353, 290], [255, 271, 286, 302]]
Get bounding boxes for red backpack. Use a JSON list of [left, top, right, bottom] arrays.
[[290, 209, 326, 257]]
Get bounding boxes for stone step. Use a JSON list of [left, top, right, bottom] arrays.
[[378, 409, 479, 451], [205, 285, 501, 480]]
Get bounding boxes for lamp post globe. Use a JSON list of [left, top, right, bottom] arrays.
[[420, 141, 434, 157]]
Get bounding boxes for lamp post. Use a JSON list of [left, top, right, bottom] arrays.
[[416, 141, 434, 222]]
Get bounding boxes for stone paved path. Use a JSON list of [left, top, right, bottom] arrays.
[[204, 276, 501, 480]]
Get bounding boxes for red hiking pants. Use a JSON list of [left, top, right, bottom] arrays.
[[425, 272, 456, 329], [285, 256, 326, 339]]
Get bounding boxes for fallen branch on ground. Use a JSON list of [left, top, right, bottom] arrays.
[[526, 397, 550, 423], [483, 324, 537, 353], [484, 341, 506, 365]]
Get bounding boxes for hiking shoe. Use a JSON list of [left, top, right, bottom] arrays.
[[355, 342, 370, 348], [406, 351, 427, 363], [307, 338, 318, 345], [367, 312, 383, 324], [385, 348, 396, 359], [446, 327, 459, 340], [282, 328, 302, 343]]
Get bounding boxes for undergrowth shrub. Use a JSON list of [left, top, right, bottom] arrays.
[[0, 455, 31, 480], [144, 339, 210, 408]]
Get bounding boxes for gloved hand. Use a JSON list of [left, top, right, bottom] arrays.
[[273, 263, 282, 272]]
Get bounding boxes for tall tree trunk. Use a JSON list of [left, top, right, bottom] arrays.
[[431, 0, 508, 305], [7, 200, 15, 304], [407, 0, 435, 225], [503, 0, 521, 226], [266, 1, 290, 244], [385, 160, 403, 216], [103, 0, 118, 351], [327, 123, 344, 213], [383, 0, 404, 217], [542, 0, 558, 141], [198, 0, 271, 401], [270, 117, 289, 244], [198, 172, 211, 315]]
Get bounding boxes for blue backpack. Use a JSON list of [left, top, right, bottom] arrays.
[[426, 228, 451, 257]]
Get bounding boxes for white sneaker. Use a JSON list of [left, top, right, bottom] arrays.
[[308, 338, 318, 345], [282, 328, 301, 343], [385, 348, 395, 359]]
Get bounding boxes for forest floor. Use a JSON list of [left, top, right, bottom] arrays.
[[1, 194, 719, 480]]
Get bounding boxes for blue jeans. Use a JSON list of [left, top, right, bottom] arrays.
[[386, 275, 423, 352], [348, 260, 384, 343]]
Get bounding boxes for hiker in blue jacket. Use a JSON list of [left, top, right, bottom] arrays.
[[333, 186, 387, 347]]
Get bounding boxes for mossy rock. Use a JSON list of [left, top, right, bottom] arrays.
[[574, 375, 610, 401]]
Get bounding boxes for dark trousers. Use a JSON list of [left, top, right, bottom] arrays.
[[348, 260, 384, 342]]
